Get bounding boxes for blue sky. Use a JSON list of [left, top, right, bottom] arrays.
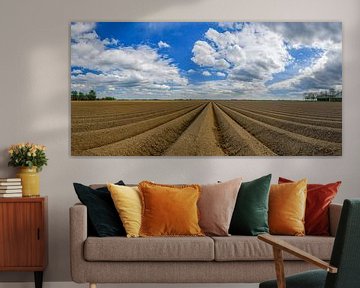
[[71, 22, 342, 99]]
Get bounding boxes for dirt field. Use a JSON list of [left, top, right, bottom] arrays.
[[71, 100, 342, 156]]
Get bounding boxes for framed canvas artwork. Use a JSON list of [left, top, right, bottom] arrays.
[[71, 22, 342, 156]]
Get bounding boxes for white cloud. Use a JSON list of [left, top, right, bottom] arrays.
[[218, 22, 342, 48], [269, 44, 342, 92], [103, 38, 119, 46], [158, 41, 170, 48], [218, 22, 244, 30], [192, 24, 291, 84], [71, 22, 96, 40], [71, 69, 83, 74], [190, 22, 342, 98], [264, 22, 342, 49], [71, 23, 187, 95], [181, 78, 268, 100], [191, 40, 230, 69], [71, 22, 342, 100]]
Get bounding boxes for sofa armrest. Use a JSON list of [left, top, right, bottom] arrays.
[[329, 203, 342, 237], [69, 203, 88, 283]]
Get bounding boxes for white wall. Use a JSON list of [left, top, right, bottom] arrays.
[[0, 0, 359, 282]]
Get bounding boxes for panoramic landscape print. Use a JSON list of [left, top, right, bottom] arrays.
[[71, 22, 342, 156]]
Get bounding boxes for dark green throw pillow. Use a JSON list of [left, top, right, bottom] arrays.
[[229, 174, 272, 236], [73, 181, 126, 237]]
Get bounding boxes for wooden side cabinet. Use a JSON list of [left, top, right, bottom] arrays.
[[0, 197, 47, 288]]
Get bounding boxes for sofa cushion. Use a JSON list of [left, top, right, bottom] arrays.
[[84, 236, 214, 261], [73, 181, 126, 237], [139, 181, 203, 237], [108, 184, 142, 238], [269, 179, 307, 236], [279, 177, 341, 236], [229, 174, 271, 236], [212, 236, 334, 261], [198, 178, 242, 236]]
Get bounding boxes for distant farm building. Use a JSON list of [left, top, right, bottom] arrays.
[[304, 89, 342, 102]]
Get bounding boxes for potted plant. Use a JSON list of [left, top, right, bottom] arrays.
[[8, 143, 48, 197]]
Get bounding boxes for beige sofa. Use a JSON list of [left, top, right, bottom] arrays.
[[70, 202, 342, 287]]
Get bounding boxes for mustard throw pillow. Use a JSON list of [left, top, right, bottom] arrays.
[[138, 181, 204, 237], [269, 179, 307, 236], [107, 183, 142, 238]]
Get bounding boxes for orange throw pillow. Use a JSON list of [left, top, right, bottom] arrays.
[[279, 177, 341, 236], [138, 181, 204, 237], [269, 179, 307, 236]]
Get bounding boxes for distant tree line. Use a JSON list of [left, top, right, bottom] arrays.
[[71, 90, 96, 100], [71, 90, 116, 101], [304, 88, 342, 102]]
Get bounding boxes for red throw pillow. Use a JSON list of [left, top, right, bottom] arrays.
[[278, 177, 341, 236]]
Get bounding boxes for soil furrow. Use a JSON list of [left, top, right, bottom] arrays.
[[71, 100, 342, 156], [71, 103, 204, 154], [72, 103, 195, 121], [164, 103, 225, 156], [222, 101, 342, 119], [72, 105, 196, 133], [228, 106, 342, 128], [213, 103, 276, 156], [217, 103, 341, 156], [220, 104, 342, 143], [72, 102, 195, 123], [72, 101, 195, 117], [85, 105, 206, 156]]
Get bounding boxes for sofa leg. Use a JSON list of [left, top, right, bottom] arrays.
[[89, 283, 96, 288]]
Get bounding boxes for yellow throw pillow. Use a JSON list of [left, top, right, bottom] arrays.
[[269, 179, 307, 236], [138, 181, 204, 237], [107, 183, 142, 238]]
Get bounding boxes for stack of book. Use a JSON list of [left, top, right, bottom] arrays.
[[0, 178, 22, 197]]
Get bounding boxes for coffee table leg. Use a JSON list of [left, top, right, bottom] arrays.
[[34, 271, 43, 288]]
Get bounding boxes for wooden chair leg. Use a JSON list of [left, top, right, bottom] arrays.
[[273, 247, 286, 288], [89, 283, 96, 288]]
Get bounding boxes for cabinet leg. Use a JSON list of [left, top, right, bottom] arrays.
[[34, 271, 43, 288]]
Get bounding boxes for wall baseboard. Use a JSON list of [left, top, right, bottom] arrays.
[[0, 282, 259, 288]]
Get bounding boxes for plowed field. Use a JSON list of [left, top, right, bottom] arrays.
[[71, 100, 342, 156]]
